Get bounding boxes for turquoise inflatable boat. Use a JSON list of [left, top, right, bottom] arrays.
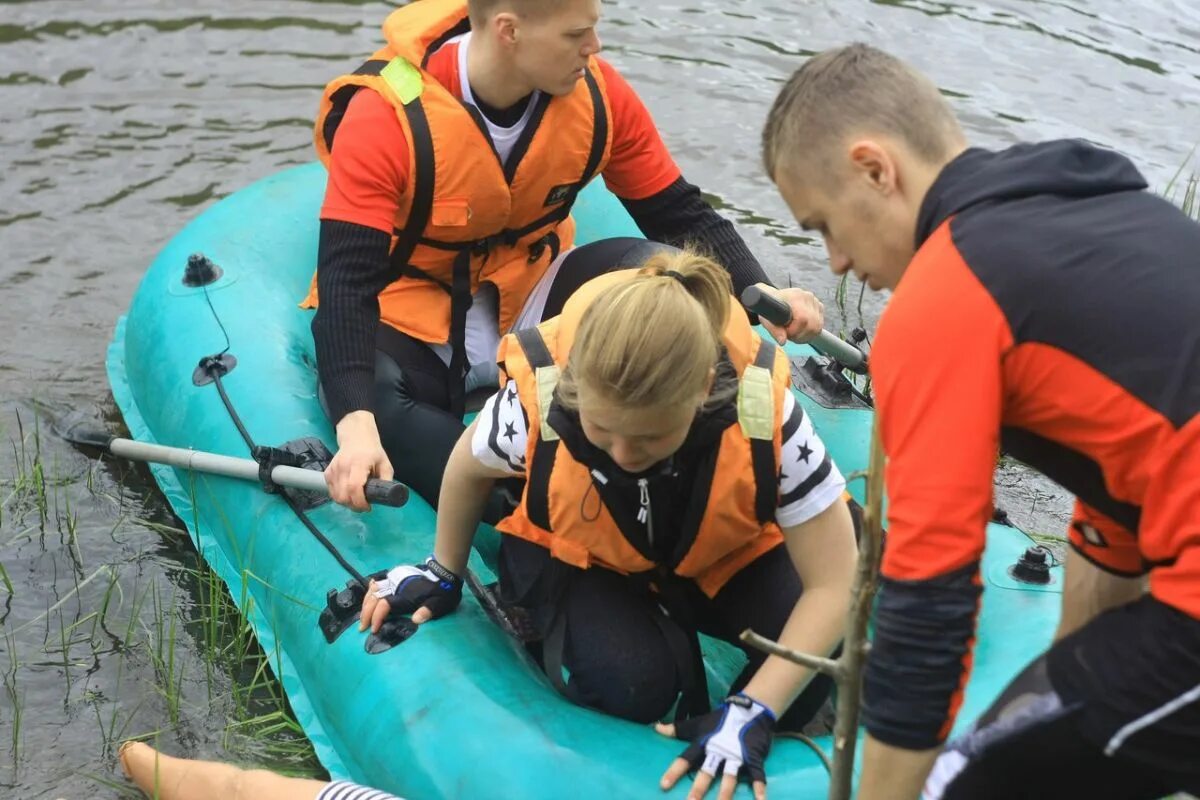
[[106, 163, 1063, 798]]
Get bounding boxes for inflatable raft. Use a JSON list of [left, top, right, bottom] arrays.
[[106, 162, 1063, 798]]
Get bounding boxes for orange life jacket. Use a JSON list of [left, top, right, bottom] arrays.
[[495, 270, 792, 598], [304, 0, 613, 413]]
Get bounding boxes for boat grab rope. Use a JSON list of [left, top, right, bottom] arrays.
[[199, 360, 370, 590], [191, 264, 369, 591], [776, 731, 833, 775]]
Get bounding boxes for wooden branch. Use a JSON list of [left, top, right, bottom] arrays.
[[828, 417, 886, 800], [739, 629, 844, 679], [738, 419, 887, 800]]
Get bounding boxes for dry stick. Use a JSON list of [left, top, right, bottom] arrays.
[[741, 419, 887, 800]]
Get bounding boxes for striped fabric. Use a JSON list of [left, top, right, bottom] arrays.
[[315, 780, 405, 800]]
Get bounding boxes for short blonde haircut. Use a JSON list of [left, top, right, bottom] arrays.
[[557, 250, 732, 412], [762, 44, 963, 183], [468, 0, 562, 26]]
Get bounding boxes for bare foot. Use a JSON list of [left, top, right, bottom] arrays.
[[117, 739, 328, 800], [117, 741, 198, 800]]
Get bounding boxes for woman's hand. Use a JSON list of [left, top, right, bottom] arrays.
[[359, 558, 463, 633], [655, 693, 775, 800]]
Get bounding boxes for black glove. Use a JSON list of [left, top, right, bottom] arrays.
[[373, 556, 463, 620], [674, 693, 776, 784]]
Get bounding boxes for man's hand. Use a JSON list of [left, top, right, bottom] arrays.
[[754, 283, 825, 345], [655, 693, 775, 800], [326, 410, 393, 511]]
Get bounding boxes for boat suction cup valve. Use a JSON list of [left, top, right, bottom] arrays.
[[183, 252, 223, 287], [1011, 546, 1052, 584], [320, 571, 389, 643], [320, 580, 369, 643], [365, 617, 419, 654]]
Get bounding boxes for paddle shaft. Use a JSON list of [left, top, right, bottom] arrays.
[[740, 286, 869, 374], [100, 435, 409, 507]]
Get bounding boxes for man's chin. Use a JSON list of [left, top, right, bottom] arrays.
[[542, 74, 584, 96], [859, 271, 890, 292]]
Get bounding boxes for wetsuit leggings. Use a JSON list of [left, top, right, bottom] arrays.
[[367, 238, 675, 516], [924, 595, 1200, 799], [500, 536, 834, 731]]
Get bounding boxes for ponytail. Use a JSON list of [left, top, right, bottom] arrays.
[[557, 249, 734, 412]]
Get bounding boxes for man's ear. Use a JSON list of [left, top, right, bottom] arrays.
[[847, 139, 898, 196], [494, 11, 519, 46]]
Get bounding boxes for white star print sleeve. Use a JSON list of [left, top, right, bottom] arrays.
[[776, 391, 847, 527], [470, 380, 529, 476]]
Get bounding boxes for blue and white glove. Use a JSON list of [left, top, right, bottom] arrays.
[[674, 693, 776, 783], [373, 556, 462, 620]]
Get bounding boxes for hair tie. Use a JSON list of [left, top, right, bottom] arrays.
[[664, 270, 688, 285]]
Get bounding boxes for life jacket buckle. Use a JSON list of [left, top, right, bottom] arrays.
[[527, 235, 551, 264], [471, 231, 521, 258]]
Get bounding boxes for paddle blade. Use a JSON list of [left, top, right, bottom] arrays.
[[60, 423, 115, 451]]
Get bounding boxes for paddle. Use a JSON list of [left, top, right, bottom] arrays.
[[63, 426, 410, 508], [741, 286, 869, 375]]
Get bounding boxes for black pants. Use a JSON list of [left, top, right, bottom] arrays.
[[499, 536, 834, 731], [365, 238, 675, 513], [927, 595, 1200, 799]]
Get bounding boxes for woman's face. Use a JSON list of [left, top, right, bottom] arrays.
[[576, 388, 701, 474]]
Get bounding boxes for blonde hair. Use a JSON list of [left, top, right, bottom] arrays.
[[762, 44, 964, 183], [557, 250, 733, 412]]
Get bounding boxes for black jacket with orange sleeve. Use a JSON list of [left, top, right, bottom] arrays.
[[861, 140, 1200, 750]]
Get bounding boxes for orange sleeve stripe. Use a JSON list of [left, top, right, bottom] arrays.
[[873, 222, 1014, 582], [1003, 342, 1174, 507], [1070, 498, 1145, 577], [938, 579, 982, 742], [1142, 415, 1200, 618]]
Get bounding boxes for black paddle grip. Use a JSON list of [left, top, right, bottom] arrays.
[[365, 479, 410, 508], [740, 286, 793, 327]]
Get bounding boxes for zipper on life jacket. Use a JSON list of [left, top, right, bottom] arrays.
[[637, 477, 654, 548]]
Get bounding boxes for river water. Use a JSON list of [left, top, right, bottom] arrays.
[[1, 1, 1197, 796]]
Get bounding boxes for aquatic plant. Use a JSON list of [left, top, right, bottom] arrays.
[[3, 630, 22, 770], [1164, 143, 1199, 221]]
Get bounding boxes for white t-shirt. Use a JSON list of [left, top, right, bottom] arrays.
[[456, 31, 544, 166], [424, 31, 555, 393], [471, 383, 847, 528]]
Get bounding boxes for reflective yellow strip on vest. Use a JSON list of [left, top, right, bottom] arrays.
[[737, 365, 776, 440], [381, 57, 424, 105], [535, 365, 562, 441]]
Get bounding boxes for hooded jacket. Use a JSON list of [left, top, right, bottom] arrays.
[[862, 140, 1200, 750]]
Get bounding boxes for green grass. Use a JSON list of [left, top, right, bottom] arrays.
[[1179, 173, 1198, 220], [1164, 142, 1199, 220], [148, 584, 185, 726], [4, 629, 22, 770], [829, 274, 873, 398], [1, 403, 328, 799]]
